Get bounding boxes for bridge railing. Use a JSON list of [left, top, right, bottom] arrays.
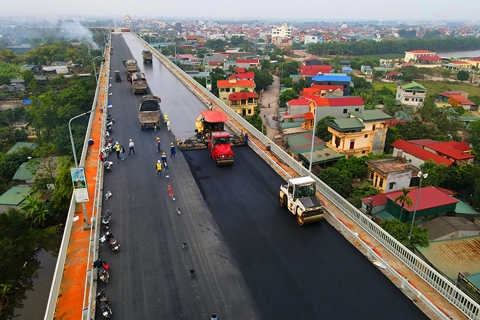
[[44, 39, 110, 320], [135, 33, 480, 320]]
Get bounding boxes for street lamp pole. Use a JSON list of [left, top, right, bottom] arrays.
[[408, 171, 428, 245], [303, 97, 318, 177], [69, 111, 94, 228]]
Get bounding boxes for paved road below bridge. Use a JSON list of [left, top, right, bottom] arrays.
[[98, 33, 427, 319]]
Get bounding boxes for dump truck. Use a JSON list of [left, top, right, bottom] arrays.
[[139, 95, 161, 131], [142, 50, 153, 64], [279, 176, 325, 226], [123, 59, 138, 74], [131, 72, 148, 95], [178, 110, 244, 166]]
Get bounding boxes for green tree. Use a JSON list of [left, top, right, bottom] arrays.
[[419, 161, 448, 187], [315, 116, 334, 142], [280, 77, 292, 87], [278, 60, 300, 77], [394, 188, 413, 222], [457, 70, 470, 81], [334, 156, 368, 179], [253, 69, 273, 91], [292, 78, 309, 95], [379, 219, 429, 250], [246, 114, 264, 133], [347, 183, 380, 208], [467, 119, 480, 159], [318, 167, 352, 198], [205, 39, 227, 52], [279, 88, 298, 105], [21, 192, 48, 228], [260, 60, 273, 73]]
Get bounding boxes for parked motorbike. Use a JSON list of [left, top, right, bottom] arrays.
[[106, 114, 115, 123], [104, 161, 113, 172], [96, 289, 112, 318], [106, 122, 113, 134], [105, 231, 120, 251], [102, 210, 112, 231], [106, 137, 114, 145], [93, 258, 110, 283]]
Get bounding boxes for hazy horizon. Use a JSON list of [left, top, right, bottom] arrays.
[[1, 0, 480, 23]]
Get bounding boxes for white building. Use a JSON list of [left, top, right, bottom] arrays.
[[272, 23, 292, 39], [395, 81, 427, 107]]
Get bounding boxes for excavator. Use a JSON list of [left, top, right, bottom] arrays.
[[178, 110, 244, 166]]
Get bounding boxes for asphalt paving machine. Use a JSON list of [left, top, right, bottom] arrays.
[[178, 110, 244, 166]]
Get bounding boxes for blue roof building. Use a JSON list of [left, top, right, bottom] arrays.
[[312, 74, 352, 96]]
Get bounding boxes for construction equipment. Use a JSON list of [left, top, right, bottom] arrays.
[[123, 59, 138, 74], [139, 95, 161, 131], [279, 176, 325, 226], [142, 50, 153, 64], [131, 72, 148, 94], [178, 110, 244, 166]]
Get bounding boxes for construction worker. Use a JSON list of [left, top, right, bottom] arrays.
[[161, 152, 168, 169], [115, 142, 121, 158], [156, 137, 161, 153], [156, 160, 162, 179], [163, 113, 169, 125], [170, 142, 176, 158], [166, 119, 170, 131]]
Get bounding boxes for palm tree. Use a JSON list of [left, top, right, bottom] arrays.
[[21, 192, 48, 228], [394, 188, 413, 222]]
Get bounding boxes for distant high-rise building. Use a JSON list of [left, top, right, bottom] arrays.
[[123, 15, 132, 28]]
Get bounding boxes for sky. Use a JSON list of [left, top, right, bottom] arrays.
[[1, 0, 480, 22]]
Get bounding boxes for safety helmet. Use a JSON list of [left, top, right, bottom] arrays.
[[170, 142, 174, 146], [158, 160, 161, 163], [156, 137, 160, 141]]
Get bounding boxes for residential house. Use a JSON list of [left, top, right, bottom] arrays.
[[284, 133, 343, 169], [300, 65, 333, 85], [445, 61, 471, 71], [391, 139, 454, 168], [20, 64, 39, 73], [342, 66, 353, 74], [217, 78, 256, 105], [312, 74, 351, 96], [7, 142, 37, 154], [409, 139, 475, 166], [404, 50, 437, 62], [303, 58, 324, 66], [448, 95, 476, 111], [361, 65, 373, 76], [325, 110, 392, 157], [366, 157, 415, 193], [204, 53, 229, 70], [6, 44, 31, 54], [463, 57, 480, 68], [0, 186, 32, 212], [395, 81, 427, 107], [184, 35, 198, 43], [235, 59, 259, 69], [271, 23, 292, 41], [420, 217, 480, 241], [386, 71, 402, 80], [417, 55, 441, 64], [303, 85, 344, 97], [229, 72, 255, 81], [319, 96, 365, 120], [385, 186, 458, 222], [227, 92, 258, 116], [438, 91, 469, 102]]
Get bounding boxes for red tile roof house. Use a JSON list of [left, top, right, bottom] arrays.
[[302, 85, 344, 97], [409, 139, 475, 165], [386, 71, 402, 80], [391, 139, 454, 169], [229, 72, 255, 81], [361, 186, 459, 223]]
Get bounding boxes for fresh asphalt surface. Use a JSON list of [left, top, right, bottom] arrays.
[[97, 33, 427, 319]]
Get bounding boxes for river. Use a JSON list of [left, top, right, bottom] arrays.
[[12, 236, 61, 320], [437, 49, 480, 59]]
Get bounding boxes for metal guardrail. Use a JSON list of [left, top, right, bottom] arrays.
[[136, 34, 480, 320], [44, 38, 110, 320]]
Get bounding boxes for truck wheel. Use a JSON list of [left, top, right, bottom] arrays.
[[279, 195, 287, 208], [140, 125, 144, 131]]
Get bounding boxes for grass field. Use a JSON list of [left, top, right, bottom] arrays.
[[372, 81, 480, 96], [372, 82, 397, 93]]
